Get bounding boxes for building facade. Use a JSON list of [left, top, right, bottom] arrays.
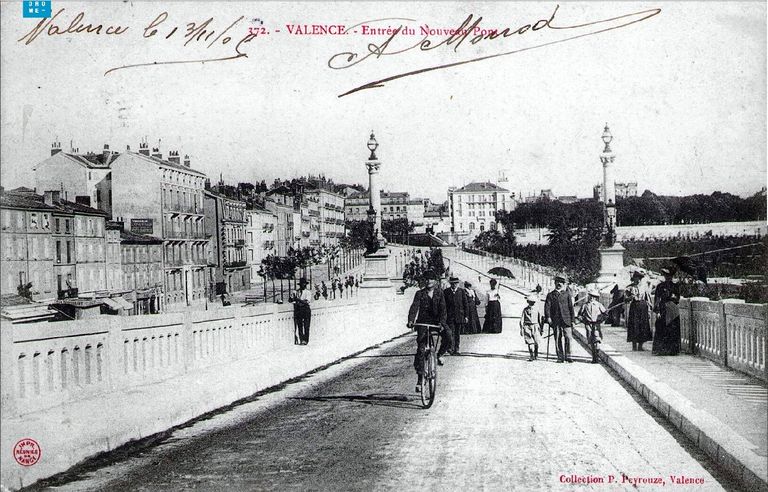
[[594, 182, 639, 201], [448, 182, 515, 237], [307, 189, 345, 246], [265, 189, 295, 256], [109, 146, 209, 307], [245, 207, 277, 281], [1, 189, 107, 301], [33, 141, 118, 215], [204, 190, 250, 294]]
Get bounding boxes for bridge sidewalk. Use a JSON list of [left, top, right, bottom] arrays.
[[573, 325, 768, 491]]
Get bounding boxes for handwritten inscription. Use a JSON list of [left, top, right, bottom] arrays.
[[330, 5, 662, 97]]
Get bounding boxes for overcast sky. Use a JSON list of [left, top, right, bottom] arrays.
[[1, 1, 765, 203]]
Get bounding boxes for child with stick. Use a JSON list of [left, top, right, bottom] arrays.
[[520, 294, 543, 361]]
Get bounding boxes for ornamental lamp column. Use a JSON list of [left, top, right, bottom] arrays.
[[366, 131, 385, 248], [596, 123, 625, 287]]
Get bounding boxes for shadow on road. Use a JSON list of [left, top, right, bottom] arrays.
[[353, 353, 414, 358], [292, 393, 424, 410], [454, 351, 596, 364]]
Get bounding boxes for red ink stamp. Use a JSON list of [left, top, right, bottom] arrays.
[[13, 438, 41, 466]]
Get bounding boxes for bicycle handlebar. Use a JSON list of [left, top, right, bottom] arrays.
[[411, 323, 442, 329]]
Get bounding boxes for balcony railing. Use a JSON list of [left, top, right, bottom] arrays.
[[166, 231, 208, 240], [224, 260, 247, 268]]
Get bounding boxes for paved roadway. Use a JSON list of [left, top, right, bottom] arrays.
[[32, 286, 741, 491]]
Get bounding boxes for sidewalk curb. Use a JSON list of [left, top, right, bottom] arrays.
[[573, 329, 768, 492]]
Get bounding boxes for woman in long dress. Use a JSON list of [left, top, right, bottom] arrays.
[[483, 279, 503, 334], [625, 271, 653, 350], [652, 267, 681, 355], [463, 281, 481, 334]]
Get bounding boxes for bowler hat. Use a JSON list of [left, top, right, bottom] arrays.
[[449, 276, 460, 283], [555, 274, 568, 282], [299, 277, 309, 286]]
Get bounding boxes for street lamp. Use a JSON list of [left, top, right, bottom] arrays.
[[601, 123, 613, 152], [367, 131, 379, 161]]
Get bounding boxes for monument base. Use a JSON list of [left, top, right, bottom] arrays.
[[594, 242, 626, 287], [361, 248, 391, 289]]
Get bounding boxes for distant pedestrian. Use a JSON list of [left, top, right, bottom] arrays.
[[291, 277, 312, 345], [338, 279, 344, 299], [579, 289, 607, 363], [321, 281, 328, 300], [331, 279, 337, 299], [609, 284, 624, 326], [520, 295, 542, 361], [443, 276, 468, 354], [220, 293, 231, 307], [482, 279, 503, 334], [625, 271, 652, 351], [544, 274, 575, 363], [354, 278, 359, 293], [652, 267, 681, 356], [463, 281, 481, 334], [313, 284, 321, 301]]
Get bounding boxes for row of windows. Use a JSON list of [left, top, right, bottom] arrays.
[[161, 168, 205, 189]]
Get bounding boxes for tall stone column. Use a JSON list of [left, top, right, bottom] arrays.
[[362, 131, 391, 290], [366, 159, 383, 242], [596, 124, 625, 287]]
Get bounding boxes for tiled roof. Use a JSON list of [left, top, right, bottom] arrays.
[[120, 229, 163, 244], [0, 190, 106, 216], [453, 182, 509, 193], [126, 151, 206, 177], [62, 152, 116, 169]]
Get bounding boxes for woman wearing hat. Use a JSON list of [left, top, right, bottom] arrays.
[[482, 279, 503, 334], [463, 281, 482, 335], [625, 271, 653, 351], [652, 267, 681, 355]]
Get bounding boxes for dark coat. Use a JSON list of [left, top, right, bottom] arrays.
[[544, 288, 575, 327], [408, 288, 448, 329], [444, 287, 469, 325]]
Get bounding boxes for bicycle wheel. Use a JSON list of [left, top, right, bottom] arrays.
[[420, 350, 432, 408], [426, 350, 437, 408]]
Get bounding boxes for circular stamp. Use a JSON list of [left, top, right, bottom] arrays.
[[13, 438, 41, 467]]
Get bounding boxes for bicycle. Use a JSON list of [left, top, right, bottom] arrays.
[[413, 323, 442, 409]]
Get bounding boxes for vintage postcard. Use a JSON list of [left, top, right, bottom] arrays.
[[1, 1, 766, 491]]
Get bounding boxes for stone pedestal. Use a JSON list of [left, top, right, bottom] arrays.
[[361, 248, 392, 289], [595, 242, 625, 286]]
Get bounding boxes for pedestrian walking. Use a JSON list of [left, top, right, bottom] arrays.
[[407, 271, 449, 394], [544, 274, 575, 363], [313, 283, 321, 301], [609, 284, 624, 326], [579, 289, 607, 363], [625, 271, 652, 351], [338, 279, 344, 299], [331, 278, 337, 299], [443, 276, 468, 354], [321, 281, 328, 300], [291, 277, 312, 345], [482, 278, 503, 334], [652, 267, 681, 355], [463, 281, 482, 334], [520, 294, 542, 361]]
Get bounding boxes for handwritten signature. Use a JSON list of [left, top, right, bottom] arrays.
[[330, 5, 661, 97], [17, 8, 257, 75]]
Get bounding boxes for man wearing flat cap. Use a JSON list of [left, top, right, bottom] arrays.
[[544, 273, 575, 362], [407, 270, 449, 393], [444, 276, 469, 355]]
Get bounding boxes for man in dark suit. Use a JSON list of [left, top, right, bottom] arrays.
[[407, 271, 449, 393], [544, 274, 575, 363], [444, 276, 469, 355]]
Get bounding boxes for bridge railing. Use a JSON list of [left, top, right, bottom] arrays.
[[1, 295, 405, 418]]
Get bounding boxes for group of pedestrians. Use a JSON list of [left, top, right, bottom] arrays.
[[406, 272, 509, 394], [313, 275, 360, 301], [621, 267, 681, 355]]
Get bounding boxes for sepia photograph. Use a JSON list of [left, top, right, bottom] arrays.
[[0, 1, 766, 490]]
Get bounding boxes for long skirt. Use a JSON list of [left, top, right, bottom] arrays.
[[464, 303, 481, 334], [652, 306, 681, 355], [483, 300, 502, 334], [626, 300, 652, 343]]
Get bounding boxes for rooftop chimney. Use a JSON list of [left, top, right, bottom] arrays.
[[75, 196, 91, 207], [168, 150, 181, 164], [103, 144, 110, 161], [139, 142, 150, 156], [183, 154, 190, 167], [43, 190, 61, 206], [51, 141, 62, 156], [151, 147, 162, 159]]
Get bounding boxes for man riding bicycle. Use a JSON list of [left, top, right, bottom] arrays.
[[407, 270, 449, 394]]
